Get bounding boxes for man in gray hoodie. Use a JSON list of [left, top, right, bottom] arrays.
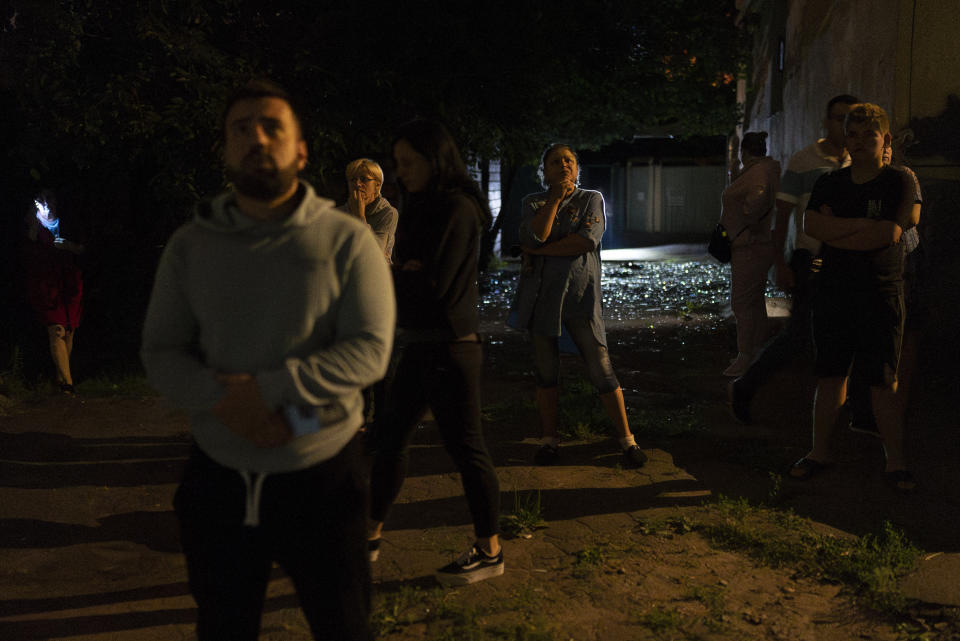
[[141, 80, 394, 641]]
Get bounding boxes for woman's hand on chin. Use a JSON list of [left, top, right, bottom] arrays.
[[547, 180, 575, 203]]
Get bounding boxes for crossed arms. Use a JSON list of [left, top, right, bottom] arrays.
[[803, 169, 920, 251]]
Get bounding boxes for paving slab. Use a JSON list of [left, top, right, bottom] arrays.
[[900, 552, 960, 607]]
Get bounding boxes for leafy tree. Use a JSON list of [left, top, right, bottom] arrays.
[[0, 0, 746, 367]]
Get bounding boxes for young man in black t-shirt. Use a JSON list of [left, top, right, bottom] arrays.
[[791, 103, 920, 491]]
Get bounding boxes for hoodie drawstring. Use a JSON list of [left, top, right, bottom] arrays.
[[238, 470, 269, 527]]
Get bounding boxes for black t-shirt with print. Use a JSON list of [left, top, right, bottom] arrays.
[[807, 166, 905, 292]]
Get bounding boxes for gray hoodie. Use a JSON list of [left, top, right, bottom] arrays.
[[142, 182, 395, 479], [338, 195, 398, 262]]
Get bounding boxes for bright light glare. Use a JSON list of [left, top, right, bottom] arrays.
[[34, 199, 50, 220]]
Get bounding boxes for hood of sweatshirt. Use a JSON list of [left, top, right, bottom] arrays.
[[193, 181, 337, 233]]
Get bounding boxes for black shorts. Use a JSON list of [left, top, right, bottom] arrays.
[[813, 286, 904, 386]]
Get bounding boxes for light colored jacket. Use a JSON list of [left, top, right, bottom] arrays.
[[720, 156, 781, 246], [338, 195, 398, 262], [141, 182, 395, 475]]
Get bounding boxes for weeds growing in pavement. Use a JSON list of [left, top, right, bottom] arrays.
[[681, 582, 727, 629], [572, 544, 607, 577], [371, 585, 435, 636], [372, 585, 558, 640], [699, 496, 921, 614], [633, 514, 693, 536], [499, 489, 547, 539], [636, 606, 685, 633]]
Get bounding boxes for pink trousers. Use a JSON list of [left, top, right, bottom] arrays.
[[730, 241, 775, 356]]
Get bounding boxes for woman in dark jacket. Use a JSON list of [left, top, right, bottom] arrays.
[[367, 120, 502, 586]]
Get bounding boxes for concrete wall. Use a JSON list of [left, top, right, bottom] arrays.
[[744, 0, 960, 162], [741, 0, 960, 383], [744, 0, 900, 165]]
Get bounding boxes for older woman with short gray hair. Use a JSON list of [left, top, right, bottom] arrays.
[[511, 143, 647, 468], [343, 158, 398, 262]]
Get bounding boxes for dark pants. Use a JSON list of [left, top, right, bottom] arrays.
[[737, 249, 818, 391], [174, 438, 372, 641], [369, 339, 500, 537]]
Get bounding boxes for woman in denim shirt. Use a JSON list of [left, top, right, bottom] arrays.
[[512, 144, 647, 468]]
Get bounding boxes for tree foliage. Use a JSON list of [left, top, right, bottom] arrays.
[[3, 0, 746, 210], [0, 0, 746, 368]]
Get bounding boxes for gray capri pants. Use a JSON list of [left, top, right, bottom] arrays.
[[531, 317, 620, 394]]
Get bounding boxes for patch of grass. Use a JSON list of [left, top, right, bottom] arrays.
[[75, 374, 156, 397], [0, 346, 53, 404], [633, 516, 666, 535], [666, 515, 694, 534], [629, 404, 707, 439], [681, 583, 726, 620], [499, 489, 547, 539], [712, 494, 752, 521], [894, 622, 938, 641], [506, 585, 545, 613], [767, 471, 783, 503], [633, 513, 694, 536], [0, 357, 157, 404], [559, 377, 609, 439], [482, 395, 535, 424], [371, 585, 437, 636], [373, 586, 558, 641], [698, 498, 921, 614], [571, 543, 609, 578], [484, 623, 557, 641], [636, 606, 685, 633]]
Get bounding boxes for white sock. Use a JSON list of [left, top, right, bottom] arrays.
[[540, 436, 560, 448], [619, 435, 636, 450]]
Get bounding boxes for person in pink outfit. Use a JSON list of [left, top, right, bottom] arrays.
[[719, 132, 781, 377], [21, 190, 85, 393]]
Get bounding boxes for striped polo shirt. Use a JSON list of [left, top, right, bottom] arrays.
[[776, 139, 850, 253]]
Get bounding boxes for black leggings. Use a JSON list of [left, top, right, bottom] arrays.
[[368, 339, 500, 538]]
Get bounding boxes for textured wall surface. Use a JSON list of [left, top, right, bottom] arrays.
[[742, 0, 960, 378]]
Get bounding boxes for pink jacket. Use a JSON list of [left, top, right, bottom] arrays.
[[719, 156, 781, 246]]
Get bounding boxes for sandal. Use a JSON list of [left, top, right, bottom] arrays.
[[789, 457, 834, 481], [884, 469, 916, 492]]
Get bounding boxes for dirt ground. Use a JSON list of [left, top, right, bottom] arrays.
[[1, 311, 959, 640]]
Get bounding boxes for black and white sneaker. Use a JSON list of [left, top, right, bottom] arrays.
[[435, 544, 504, 586], [368, 538, 381, 562]]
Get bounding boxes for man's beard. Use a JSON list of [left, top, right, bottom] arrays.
[[226, 152, 300, 201]]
